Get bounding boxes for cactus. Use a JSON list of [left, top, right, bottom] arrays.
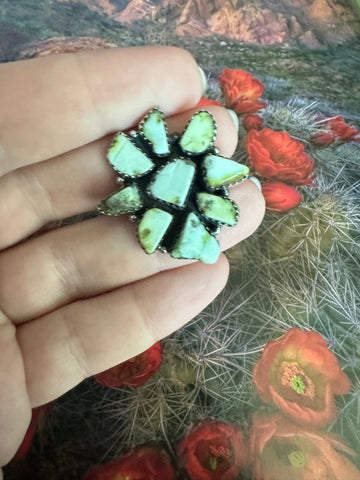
[[93, 95, 360, 469]]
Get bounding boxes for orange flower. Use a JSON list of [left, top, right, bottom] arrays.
[[246, 129, 317, 186], [83, 444, 176, 480], [243, 114, 264, 131], [196, 96, 222, 108], [326, 116, 359, 142], [262, 182, 302, 211], [219, 68, 266, 114], [253, 329, 351, 428], [95, 342, 162, 388], [312, 130, 336, 147], [178, 419, 246, 480], [250, 414, 360, 480]]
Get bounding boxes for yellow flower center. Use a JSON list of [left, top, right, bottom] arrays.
[[208, 443, 232, 471], [291, 374, 306, 394], [209, 457, 218, 471], [288, 450, 306, 468], [281, 363, 315, 399]]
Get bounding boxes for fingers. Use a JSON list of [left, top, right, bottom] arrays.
[[0, 103, 264, 324], [219, 179, 265, 250], [0, 105, 238, 250], [0, 311, 31, 466], [17, 255, 229, 406], [0, 46, 203, 175], [0, 178, 263, 324]]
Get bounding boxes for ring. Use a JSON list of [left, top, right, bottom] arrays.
[[97, 108, 249, 264]]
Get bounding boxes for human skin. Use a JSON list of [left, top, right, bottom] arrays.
[[0, 46, 265, 475]]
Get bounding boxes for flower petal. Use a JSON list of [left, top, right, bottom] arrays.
[[262, 182, 302, 211]]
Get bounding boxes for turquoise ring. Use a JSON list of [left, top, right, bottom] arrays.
[[97, 108, 249, 264]]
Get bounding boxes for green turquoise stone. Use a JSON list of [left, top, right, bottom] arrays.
[[149, 158, 195, 207], [203, 154, 249, 188], [196, 192, 238, 226], [97, 185, 142, 215], [179, 111, 216, 154], [108, 133, 155, 177], [171, 213, 220, 264], [138, 208, 173, 254], [140, 108, 170, 156]]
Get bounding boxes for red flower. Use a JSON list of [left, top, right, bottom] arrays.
[[178, 419, 246, 480], [312, 130, 336, 147], [13, 403, 52, 460], [83, 444, 176, 480], [196, 96, 222, 108], [243, 115, 264, 131], [262, 182, 302, 211], [253, 329, 351, 428], [95, 342, 162, 388], [219, 68, 267, 114], [327, 116, 359, 142], [246, 129, 317, 186], [250, 414, 360, 480]]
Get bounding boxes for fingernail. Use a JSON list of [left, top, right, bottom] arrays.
[[0, 311, 9, 325], [247, 176, 262, 191], [198, 66, 207, 93], [226, 109, 239, 131]]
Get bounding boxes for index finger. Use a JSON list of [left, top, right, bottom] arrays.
[[0, 46, 204, 175]]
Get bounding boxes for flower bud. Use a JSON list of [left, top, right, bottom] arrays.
[[94, 342, 162, 388], [243, 114, 264, 131], [262, 182, 302, 212], [326, 116, 359, 142], [312, 130, 336, 147], [196, 96, 222, 108]]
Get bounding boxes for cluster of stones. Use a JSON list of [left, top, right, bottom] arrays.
[[98, 108, 249, 264]]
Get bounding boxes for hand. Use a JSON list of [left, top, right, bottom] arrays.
[[0, 46, 264, 472]]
